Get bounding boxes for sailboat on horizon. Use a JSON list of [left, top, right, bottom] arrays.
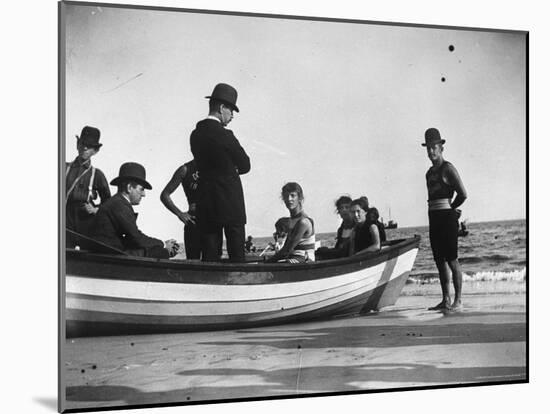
[[382, 207, 398, 229]]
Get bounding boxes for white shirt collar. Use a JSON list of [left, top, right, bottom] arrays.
[[206, 115, 221, 123], [121, 193, 131, 204]]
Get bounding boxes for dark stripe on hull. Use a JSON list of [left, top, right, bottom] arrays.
[[66, 237, 419, 285], [66, 271, 411, 337]]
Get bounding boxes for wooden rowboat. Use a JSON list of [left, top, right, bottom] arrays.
[[65, 236, 420, 337]]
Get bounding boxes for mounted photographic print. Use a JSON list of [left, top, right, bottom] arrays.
[[59, 1, 527, 412]]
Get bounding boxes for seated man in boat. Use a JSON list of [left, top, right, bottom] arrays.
[[349, 198, 386, 255], [266, 182, 316, 263], [89, 162, 179, 259], [316, 195, 355, 260]]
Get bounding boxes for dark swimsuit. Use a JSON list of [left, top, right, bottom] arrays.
[[426, 161, 459, 261], [181, 160, 202, 259], [353, 221, 386, 252]]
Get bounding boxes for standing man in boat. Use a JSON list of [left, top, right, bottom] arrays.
[[423, 128, 468, 311], [89, 162, 179, 259], [160, 159, 202, 259], [66, 126, 111, 246], [190, 83, 251, 262]]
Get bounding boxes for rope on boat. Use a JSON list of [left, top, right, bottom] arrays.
[[66, 228, 129, 255]]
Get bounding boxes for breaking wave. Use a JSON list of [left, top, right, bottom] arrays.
[[408, 267, 526, 284]]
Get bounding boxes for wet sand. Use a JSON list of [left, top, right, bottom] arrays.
[[62, 287, 526, 411]]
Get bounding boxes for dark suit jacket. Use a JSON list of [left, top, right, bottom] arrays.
[[190, 119, 250, 225], [90, 193, 168, 258]]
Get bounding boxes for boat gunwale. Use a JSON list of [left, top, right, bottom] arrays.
[[66, 236, 420, 273]]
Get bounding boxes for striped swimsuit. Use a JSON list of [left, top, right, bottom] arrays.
[[278, 214, 316, 263]]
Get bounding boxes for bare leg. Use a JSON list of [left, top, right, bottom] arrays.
[[448, 259, 463, 309], [428, 258, 452, 310]]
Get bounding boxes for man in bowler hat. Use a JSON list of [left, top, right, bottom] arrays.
[[423, 128, 468, 311], [66, 126, 111, 245], [190, 83, 251, 262], [89, 162, 178, 259]]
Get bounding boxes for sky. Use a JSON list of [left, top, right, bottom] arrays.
[[63, 3, 526, 241]]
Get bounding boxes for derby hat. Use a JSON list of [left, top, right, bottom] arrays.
[[205, 83, 239, 112], [110, 162, 152, 190], [422, 127, 446, 147], [76, 126, 102, 148]]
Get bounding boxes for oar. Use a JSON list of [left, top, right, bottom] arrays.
[[66, 229, 129, 256], [259, 244, 272, 257]]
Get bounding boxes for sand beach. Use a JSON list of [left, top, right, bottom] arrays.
[[62, 282, 526, 411]]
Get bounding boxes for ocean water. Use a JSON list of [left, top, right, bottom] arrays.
[[251, 219, 526, 284]]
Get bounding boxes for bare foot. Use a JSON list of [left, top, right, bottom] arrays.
[[428, 300, 451, 311], [450, 300, 463, 311]]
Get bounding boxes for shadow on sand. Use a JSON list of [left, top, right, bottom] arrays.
[[65, 314, 526, 408], [66, 363, 526, 406], [203, 318, 526, 350]]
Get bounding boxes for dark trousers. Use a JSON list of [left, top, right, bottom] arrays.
[[125, 246, 170, 259], [184, 223, 202, 260], [66, 202, 94, 247], [201, 222, 245, 262]]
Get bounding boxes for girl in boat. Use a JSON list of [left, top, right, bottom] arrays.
[[316, 195, 355, 260], [267, 182, 316, 263], [272, 217, 290, 252], [349, 198, 386, 254]]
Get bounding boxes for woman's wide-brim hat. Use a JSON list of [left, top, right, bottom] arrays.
[[205, 83, 240, 112], [76, 126, 102, 148], [422, 127, 446, 146], [110, 162, 152, 190]]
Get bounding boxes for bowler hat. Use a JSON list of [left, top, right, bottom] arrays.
[[205, 83, 240, 112], [422, 128, 446, 147], [110, 162, 152, 190], [76, 126, 102, 148]]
